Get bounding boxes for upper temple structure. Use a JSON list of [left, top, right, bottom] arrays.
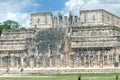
[[1, 9, 120, 73], [31, 9, 120, 28]]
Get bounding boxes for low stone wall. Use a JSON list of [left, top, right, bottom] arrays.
[[0, 68, 120, 74]]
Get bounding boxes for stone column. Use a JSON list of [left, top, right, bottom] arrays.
[[53, 17, 58, 27], [0, 56, 2, 68], [69, 11, 73, 26], [29, 56, 35, 68], [8, 53, 10, 69], [56, 54, 60, 68], [64, 16, 68, 27], [10, 55, 13, 68], [58, 12, 62, 27], [88, 52, 90, 68], [21, 57, 24, 68], [20, 51, 25, 68], [66, 52, 70, 67], [97, 53, 99, 67], [36, 56, 40, 68], [116, 54, 119, 62], [10, 54, 16, 68], [112, 53, 113, 66], [75, 53, 79, 68], [49, 56, 52, 67], [106, 53, 109, 66], [78, 17, 80, 26], [16, 56, 20, 69], [74, 16, 78, 25]]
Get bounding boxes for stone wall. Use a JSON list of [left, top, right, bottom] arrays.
[[31, 12, 53, 28], [0, 29, 35, 68], [80, 9, 120, 27], [1, 9, 120, 73], [31, 9, 120, 29]]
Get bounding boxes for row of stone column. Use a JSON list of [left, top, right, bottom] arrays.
[[0, 49, 120, 68], [71, 48, 120, 68], [0, 56, 21, 68], [52, 12, 80, 27]]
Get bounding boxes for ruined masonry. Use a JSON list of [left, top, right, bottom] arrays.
[[1, 9, 120, 73]]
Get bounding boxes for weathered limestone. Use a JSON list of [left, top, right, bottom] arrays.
[[31, 9, 120, 29], [58, 12, 63, 27], [80, 9, 120, 27], [0, 29, 35, 69], [31, 12, 53, 28], [53, 17, 58, 27], [0, 9, 120, 73], [64, 16, 68, 27]]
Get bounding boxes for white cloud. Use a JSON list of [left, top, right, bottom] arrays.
[[5, 12, 30, 27], [1, 0, 120, 28], [0, 0, 40, 28], [64, 0, 120, 16], [64, 0, 84, 16], [65, 0, 84, 11]]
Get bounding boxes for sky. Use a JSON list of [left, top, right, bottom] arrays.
[[0, 0, 120, 28]]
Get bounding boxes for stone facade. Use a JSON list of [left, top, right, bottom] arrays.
[[31, 9, 120, 28], [1, 9, 120, 73], [80, 9, 120, 27], [0, 29, 35, 68], [67, 26, 120, 68], [31, 12, 80, 28], [31, 12, 53, 28]]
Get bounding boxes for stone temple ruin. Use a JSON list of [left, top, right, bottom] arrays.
[[1, 9, 120, 73]]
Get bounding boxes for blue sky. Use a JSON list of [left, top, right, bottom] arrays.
[[35, 0, 67, 11], [0, 0, 120, 27], [23, 0, 68, 12]]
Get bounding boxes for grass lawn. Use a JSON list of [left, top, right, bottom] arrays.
[[0, 73, 120, 80]]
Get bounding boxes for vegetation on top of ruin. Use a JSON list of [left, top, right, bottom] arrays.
[[33, 27, 66, 55], [113, 26, 120, 32]]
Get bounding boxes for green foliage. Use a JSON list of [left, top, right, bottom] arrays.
[[3, 20, 19, 29], [0, 25, 4, 34], [20, 27, 27, 30], [0, 20, 20, 35], [0, 73, 120, 80], [113, 26, 120, 31]]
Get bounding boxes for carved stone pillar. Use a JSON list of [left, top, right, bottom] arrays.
[[21, 57, 24, 68], [74, 16, 78, 25], [29, 56, 35, 68], [53, 17, 58, 27], [0, 56, 2, 68], [78, 17, 80, 26], [58, 12, 62, 27], [64, 16, 68, 27], [69, 11, 73, 26], [20, 52, 24, 68], [10, 55, 14, 68], [8, 53, 10, 69]]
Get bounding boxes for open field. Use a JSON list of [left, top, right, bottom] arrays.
[[0, 73, 120, 80]]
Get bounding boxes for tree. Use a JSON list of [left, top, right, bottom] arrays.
[[0, 25, 4, 34], [3, 20, 19, 29], [0, 20, 20, 35]]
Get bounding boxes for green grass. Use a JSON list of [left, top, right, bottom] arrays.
[[0, 73, 120, 80]]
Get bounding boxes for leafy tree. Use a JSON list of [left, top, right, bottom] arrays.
[[3, 20, 19, 29], [0, 20, 20, 35], [0, 25, 4, 34]]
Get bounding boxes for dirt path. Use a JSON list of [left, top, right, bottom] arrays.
[[0, 74, 55, 78]]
